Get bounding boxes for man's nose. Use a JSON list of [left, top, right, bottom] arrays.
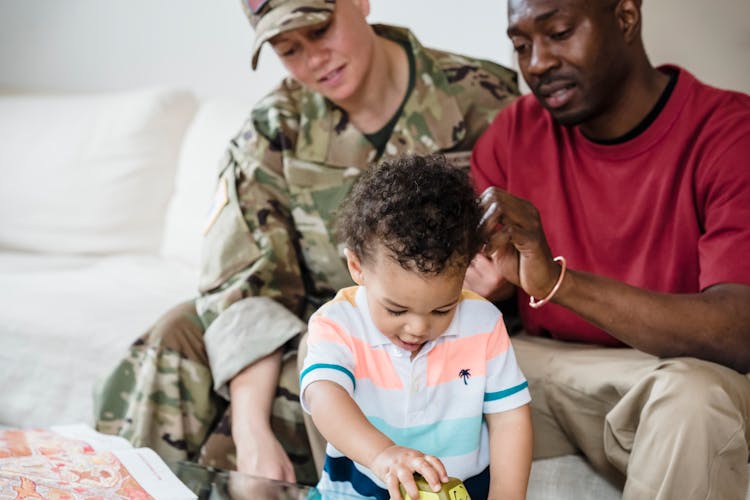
[[527, 39, 559, 77]]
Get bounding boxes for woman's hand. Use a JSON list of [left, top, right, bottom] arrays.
[[229, 349, 295, 483], [370, 445, 448, 500], [235, 429, 296, 483]]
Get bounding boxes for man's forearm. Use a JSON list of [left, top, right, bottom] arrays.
[[555, 271, 750, 372]]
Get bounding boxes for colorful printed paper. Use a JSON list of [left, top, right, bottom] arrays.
[[0, 425, 196, 500]]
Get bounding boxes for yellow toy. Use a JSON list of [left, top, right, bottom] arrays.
[[399, 475, 471, 500]]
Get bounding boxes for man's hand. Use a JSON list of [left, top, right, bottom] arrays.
[[464, 251, 516, 301], [477, 188, 750, 371], [370, 445, 448, 500], [477, 186, 560, 300]]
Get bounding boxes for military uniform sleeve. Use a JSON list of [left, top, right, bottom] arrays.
[[196, 96, 307, 398], [437, 50, 519, 150]]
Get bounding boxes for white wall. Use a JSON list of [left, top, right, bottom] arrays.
[[0, 0, 271, 99], [0, 0, 512, 102], [642, 0, 750, 95], [0, 0, 747, 101]]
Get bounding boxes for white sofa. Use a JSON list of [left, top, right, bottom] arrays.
[[0, 87, 254, 427], [0, 88, 745, 500]]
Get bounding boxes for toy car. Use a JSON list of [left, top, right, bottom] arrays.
[[399, 475, 470, 500]]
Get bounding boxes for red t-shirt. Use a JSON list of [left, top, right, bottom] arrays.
[[470, 66, 750, 346]]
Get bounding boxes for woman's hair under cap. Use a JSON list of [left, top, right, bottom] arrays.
[[241, 0, 336, 69]]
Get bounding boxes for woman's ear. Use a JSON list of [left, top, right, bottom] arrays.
[[344, 248, 365, 285], [352, 0, 371, 18]]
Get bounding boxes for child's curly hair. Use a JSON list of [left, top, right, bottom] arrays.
[[336, 154, 483, 275]]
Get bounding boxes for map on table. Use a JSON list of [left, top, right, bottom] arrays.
[[0, 424, 196, 500]]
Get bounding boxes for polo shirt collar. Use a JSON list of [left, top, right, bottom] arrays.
[[354, 286, 462, 349]]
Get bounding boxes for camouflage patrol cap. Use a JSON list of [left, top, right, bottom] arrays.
[[242, 0, 336, 70]]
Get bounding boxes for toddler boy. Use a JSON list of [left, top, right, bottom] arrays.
[[300, 155, 532, 500]]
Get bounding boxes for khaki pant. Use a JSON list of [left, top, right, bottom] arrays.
[[514, 334, 750, 500]]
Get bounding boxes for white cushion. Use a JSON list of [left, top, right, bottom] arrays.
[[0, 88, 198, 255], [160, 97, 255, 269], [528, 455, 750, 500], [0, 251, 197, 427], [528, 455, 620, 499]]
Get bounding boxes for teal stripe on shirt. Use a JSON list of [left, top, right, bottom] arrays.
[[367, 415, 483, 457], [300, 363, 356, 390], [484, 381, 528, 402]]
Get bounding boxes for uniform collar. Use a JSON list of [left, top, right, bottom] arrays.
[[295, 24, 466, 168]]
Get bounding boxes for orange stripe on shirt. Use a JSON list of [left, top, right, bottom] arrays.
[[308, 316, 355, 350], [426, 319, 510, 386], [308, 316, 403, 390], [460, 289, 487, 301], [328, 286, 358, 307], [350, 338, 403, 390], [486, 319, 511, 359]]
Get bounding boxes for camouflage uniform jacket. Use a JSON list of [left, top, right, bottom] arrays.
[[197, 24, 518, 397]]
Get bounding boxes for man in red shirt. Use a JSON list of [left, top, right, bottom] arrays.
[[468, 0, 750, 498]]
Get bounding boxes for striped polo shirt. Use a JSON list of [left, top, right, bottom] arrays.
[[300, 286, 530, 499]]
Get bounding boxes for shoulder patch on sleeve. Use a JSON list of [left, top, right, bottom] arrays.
[[202, 177, 229, 235]]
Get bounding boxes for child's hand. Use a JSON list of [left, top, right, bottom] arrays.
[[370, 445, 449, 500]]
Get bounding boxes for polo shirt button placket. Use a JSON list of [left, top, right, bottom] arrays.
[[410, 359, 427, 412]]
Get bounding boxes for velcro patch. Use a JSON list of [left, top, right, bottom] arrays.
[[202, 177, 229, 235]]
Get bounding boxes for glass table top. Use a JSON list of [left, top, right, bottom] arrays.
[[169, 461, 362, 500]]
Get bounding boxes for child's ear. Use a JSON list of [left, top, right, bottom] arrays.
[[344, 248, 365, 285]]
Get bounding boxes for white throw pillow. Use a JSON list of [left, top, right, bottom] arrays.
[[0, 88, 198, 255], [160, 97, 254, 269]]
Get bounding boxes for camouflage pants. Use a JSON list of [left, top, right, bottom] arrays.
[[94, 301, 317, 486]]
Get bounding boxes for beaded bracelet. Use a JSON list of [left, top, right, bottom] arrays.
[[529, 256, 567, 309]]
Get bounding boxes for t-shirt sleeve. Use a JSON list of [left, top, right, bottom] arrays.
[[470, 111, 510, 194], [698, 133, 750, 288], [299, 314, 357, 414], [483, 318, 531, 414]]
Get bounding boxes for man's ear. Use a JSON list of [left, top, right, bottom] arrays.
[[616, 0, 641, 43], [345, 248, 365, 285]]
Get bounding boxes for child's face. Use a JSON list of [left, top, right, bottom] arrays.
[[345, 245, 465, 357]]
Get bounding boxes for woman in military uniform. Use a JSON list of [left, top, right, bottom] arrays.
[[95, 0, 518, 486]]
